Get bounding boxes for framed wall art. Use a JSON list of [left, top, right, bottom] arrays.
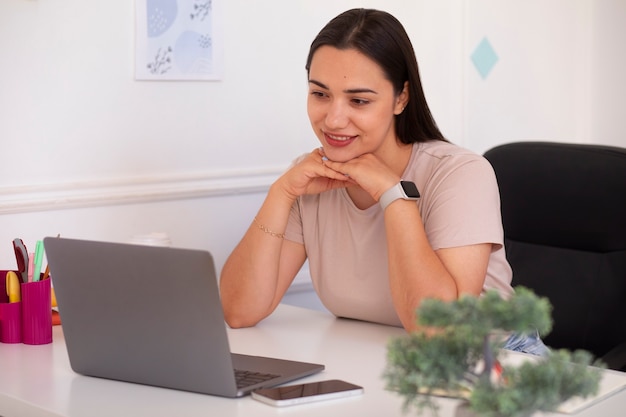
[[135, 0, 222, 81]]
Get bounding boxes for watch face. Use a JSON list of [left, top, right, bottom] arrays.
[[400, 181, 420, 198]]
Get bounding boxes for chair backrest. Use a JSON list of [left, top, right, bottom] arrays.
[[484, 141, 626, 362]]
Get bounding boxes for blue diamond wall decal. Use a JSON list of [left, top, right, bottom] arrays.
[[471, 37, 498, 79]]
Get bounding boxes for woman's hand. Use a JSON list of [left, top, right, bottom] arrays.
[[321, 152, 400, 202], [221, 147, 353, 328], [276, 148, 355, 200]]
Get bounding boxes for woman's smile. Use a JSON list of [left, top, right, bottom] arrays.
[[324, 131, 357, 147]]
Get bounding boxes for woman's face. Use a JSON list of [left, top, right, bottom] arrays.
[[307, 46, 407, 163]]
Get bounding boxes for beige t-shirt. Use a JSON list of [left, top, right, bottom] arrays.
[[285, 141, 514, 327]]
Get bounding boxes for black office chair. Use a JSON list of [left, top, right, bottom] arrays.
[[484, 141, 626, 371]]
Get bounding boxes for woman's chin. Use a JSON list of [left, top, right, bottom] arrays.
[[322, 149, 361, 163]]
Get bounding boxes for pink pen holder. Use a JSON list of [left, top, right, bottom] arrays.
[[0, 270, 8, 303], [0, 301, 23, 343], [0, 270, 22, 343], [20, 278, 52, 345]]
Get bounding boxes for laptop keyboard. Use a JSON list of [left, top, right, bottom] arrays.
[[234, 369, 280, 389]]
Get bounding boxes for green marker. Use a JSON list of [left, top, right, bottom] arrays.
[[32, 240, 44, 282]]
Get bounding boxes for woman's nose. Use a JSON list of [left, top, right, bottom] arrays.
[[325, 100, 349, 129]]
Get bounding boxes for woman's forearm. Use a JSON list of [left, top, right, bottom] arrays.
[[219, 183, 298, 327], [384, 199, 458, 331]]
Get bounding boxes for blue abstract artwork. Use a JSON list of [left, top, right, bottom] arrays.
[[136, 0, 221, 80], [471, 37, 498, 80]]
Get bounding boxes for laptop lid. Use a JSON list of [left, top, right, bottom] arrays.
[[44, 237, 323, 397]]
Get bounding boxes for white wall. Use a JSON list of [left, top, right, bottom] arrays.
[[591, 0, 626, 145], [0, 0, 462, 188], [1, 1, 624, 301], [465, 0, 624, 153], [467, 0, 590, 152]]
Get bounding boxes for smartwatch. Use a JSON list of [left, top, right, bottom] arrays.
[[379, 181, 420, 211]]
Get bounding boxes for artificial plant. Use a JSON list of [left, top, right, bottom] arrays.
[[384, 287, 604, 417]]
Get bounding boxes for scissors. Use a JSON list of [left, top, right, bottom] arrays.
[[12, 238, 29, 284]]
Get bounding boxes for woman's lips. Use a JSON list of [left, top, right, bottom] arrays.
[[324, 132, 357, 147]]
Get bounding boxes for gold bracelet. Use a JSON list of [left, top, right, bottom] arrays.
[[253, 217, 285, 239]]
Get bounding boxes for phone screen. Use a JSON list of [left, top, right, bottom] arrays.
[[252, 379, 363, 406]]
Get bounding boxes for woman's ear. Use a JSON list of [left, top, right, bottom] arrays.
[[394, 81, 410, 115]]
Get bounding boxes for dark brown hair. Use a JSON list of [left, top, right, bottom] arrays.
[[305, 8, 446, 144]]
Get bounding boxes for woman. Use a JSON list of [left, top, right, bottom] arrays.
[[220, 8, 546, 355]]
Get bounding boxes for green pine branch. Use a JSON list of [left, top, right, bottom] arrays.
[[383, 288, 604, 417]]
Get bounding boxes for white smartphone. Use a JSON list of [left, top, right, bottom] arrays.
[[251, 379, 364, 407]]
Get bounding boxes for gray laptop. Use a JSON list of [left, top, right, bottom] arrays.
[[44, 237, 324, 397]]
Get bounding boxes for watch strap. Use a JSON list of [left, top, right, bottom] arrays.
[[379, 183, 407, 211]]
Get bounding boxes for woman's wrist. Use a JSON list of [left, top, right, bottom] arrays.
[[269, 178, 300, 205], [252, 216, 285, 239], [249, 183, 296, 243]]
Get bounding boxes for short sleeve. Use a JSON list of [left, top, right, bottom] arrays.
[[284, 199, 305, 244], [419, 156, 504, 250]]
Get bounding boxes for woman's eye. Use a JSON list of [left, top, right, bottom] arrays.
[[351, 98, 370, 106], [310, 91, 327, 98]]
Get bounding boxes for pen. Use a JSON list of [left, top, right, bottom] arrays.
[[42, 264, 51, 280], [27, 252, 35, 283], [6, 271, 21, 302], [32, 240, 44, 282]]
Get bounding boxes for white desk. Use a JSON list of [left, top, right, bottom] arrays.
[[1, 304, 625, 417]]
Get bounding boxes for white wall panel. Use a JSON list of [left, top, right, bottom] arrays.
[[590, 0, 626, 147], [0, 175, 272, 272], [0, 0, 455, 188], [466, 0, 594, 154]]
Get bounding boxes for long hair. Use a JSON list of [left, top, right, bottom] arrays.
[[305, 9, 446, 144]]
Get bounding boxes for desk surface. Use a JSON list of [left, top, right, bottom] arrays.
[[1, 304, 625, 417]]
